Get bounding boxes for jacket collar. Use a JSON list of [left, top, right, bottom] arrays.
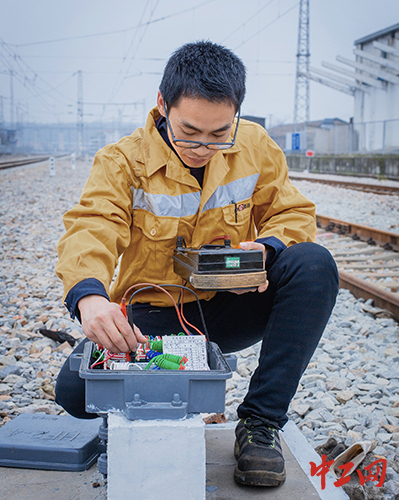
[[139, 106, 241, 184]]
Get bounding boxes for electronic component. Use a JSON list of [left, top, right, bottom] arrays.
[[90, 284, 212, 371], [90, 334, 209, 371], [173, 236, 267, 290], [163, 335, 209, 370]]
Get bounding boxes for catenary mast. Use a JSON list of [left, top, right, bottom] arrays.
[[293, 0, 310, 130]]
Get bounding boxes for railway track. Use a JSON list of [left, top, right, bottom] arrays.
[[316, 214, 399, 251], [289, 172, 399, 195], [0, 154, 70, 171], [316, 214, 399, 321], [0, 156, 50, 170]]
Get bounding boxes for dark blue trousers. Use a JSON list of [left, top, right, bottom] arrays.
[[55, 242, 339, 428]]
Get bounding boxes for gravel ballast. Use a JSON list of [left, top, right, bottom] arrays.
[[1, 159, 398, 498], [291, 176, 399, 233]]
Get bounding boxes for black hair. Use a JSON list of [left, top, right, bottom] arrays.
[[159, 40, 246, 112]]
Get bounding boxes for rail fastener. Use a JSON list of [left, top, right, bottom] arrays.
[[316, 215, 399, 252]]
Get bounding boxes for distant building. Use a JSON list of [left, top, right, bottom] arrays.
[[353, 23, 399, 152], [268, 118, 355, 155], [241, 115, 265, 128], [0, 128, 17, 154], [304, 22, 399, 153], [4, 122, 139, 156]]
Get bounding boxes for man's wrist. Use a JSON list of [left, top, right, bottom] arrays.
[[64, 278, 110, 321], [78, 294, 110, 315]]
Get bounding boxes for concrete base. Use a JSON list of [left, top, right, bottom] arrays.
[[107, 413, 205, 500]]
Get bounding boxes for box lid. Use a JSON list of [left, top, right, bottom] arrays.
[[0, 413, 101, 471]]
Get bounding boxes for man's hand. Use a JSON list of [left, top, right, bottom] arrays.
[[78, 295, 147, 353], [229, 241, 269, 295]]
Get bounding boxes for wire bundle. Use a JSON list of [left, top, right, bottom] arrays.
[[90, 283, 209, 370], [122, 283, 208, 338], [144, 353, 188, 371]]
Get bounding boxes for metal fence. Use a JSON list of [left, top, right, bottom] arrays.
[[270, 118, 399, 155], [355, 118, 399, 154], [285, 153, 399, 180]]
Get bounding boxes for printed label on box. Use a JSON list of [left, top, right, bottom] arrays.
[[162, 335, 209, 370]]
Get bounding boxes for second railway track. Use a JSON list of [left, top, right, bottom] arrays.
[[289, 172, 399, 195], [0, 156, 50, 170], [0, 154, 71, 171], [316, 214, 399, 321]]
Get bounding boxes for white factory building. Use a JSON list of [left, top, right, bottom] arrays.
[[278, 22, 399, 154], [352, 23, 399, 152], [307, 22, 399, 153]]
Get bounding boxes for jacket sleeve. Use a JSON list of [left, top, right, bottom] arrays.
[[55, 150, 133, 302], [64, 278, 109, 320], [252, 132, 317, 247]]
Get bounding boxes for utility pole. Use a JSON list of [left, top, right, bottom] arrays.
[[9, 69, 14, 128], [0, 96, 4, 127], [293, 0, 310, 131], [268, 114, 273, 130], [77, 70, 84, 157]]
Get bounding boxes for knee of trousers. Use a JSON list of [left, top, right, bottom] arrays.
[[270, 242, 339, 291]]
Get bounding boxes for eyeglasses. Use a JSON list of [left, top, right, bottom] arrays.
[[163, 104, 240, 150]]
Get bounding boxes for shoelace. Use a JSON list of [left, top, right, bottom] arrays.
[[244, 417, 278, 446]]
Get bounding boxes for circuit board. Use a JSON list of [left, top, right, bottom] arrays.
[[90, 334, 209, 371]]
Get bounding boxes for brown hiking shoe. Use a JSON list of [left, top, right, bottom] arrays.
[[234, 415, 286, 487]]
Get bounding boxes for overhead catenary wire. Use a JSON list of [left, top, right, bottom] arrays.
[[0, 1, 299, 125], [109, 0, 150, 106], [0, 53, 57, 119], [108, 0, 160, 104], [0, 38, 74, 105], [16, 55, 168, 61], [11, 0, 218, 48], [1, 1, 220, 124], [16, 73, 76, 104], [220, 0, 276, 44], [0, 37, 76, 121], [233, 1, 299, 51]]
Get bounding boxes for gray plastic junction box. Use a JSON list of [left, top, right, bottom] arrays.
[[71, 340, 233, 420], [0, 413, 101, 471]]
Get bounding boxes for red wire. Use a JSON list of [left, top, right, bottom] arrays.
[[207, 234, 231, 244], [91, 353, 113, 369], [122, 283, 192, 336], [179, 285, 205, 336]]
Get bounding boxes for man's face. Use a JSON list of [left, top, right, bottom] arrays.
[[157, 92, 236, 169]]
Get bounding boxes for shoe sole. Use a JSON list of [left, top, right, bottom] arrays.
[[234, 439, 286, 487], [234, 466, 286, 487]]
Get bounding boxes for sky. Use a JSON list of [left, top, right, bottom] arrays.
[[0, 0, 398, 127]]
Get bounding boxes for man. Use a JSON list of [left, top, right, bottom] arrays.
[[55, 40, 338, 487]]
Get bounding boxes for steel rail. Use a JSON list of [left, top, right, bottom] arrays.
[[289, 173, 399, 195], [316, 215, 399, 320], [338, 270, 399, 321], [0, 156, 50, 170], [316, 214, 399, 252], [0, 154, 71, 171]]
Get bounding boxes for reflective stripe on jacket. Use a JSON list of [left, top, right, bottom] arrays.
[[56, 107, 316, 307]]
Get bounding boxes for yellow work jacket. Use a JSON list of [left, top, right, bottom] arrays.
[[56, 107, 316, 307]]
